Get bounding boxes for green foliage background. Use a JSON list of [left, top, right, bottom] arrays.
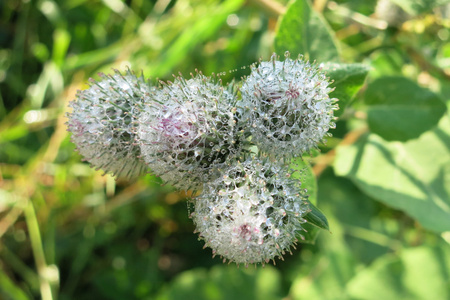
[[1, 0, 449, 299]]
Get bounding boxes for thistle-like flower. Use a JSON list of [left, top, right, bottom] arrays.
[[66, 69, 152, 179], [137, 74, 242, 191], [239, 53, 338, 159], [191, 157, 309, 265]]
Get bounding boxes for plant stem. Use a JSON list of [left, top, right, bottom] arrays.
[[327, 1, 388, 30], [24, 200, 56, 300], [1, 245, 40, 292], [0, 205, 23, 239], [345, 224, 402, 250]]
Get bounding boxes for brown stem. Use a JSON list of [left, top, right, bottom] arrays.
[[312, 126, 368, 177], [405, 46, 450, 80]]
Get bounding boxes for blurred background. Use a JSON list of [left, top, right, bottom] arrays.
[[1, 0, 449, 299]]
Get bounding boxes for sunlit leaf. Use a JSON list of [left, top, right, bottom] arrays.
[[323, 63, 369, 117], [290, 250, 357, 300], [334, 113, 450, 232], [274, 0, 339, 62], [347, 242, 450, 300], [365, 76, 446, 141]]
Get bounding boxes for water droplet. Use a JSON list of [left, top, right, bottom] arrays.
[[223, 176, 232, 186]]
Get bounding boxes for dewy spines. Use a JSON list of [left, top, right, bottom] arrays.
[[191, 157, 310, 265], [239, 52, 337, 160], [136, 73, 242, 191], [66, 53, 338, 265], [66, 69, 152, 180]]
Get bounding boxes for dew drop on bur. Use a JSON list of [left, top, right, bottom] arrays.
[[284, 203, 292, 211], [223, 177, 232, 186]]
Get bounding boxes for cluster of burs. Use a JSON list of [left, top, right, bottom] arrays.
[[67, 53, 338, 266]]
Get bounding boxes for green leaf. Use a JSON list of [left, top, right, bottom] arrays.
[[152, 0, 245, 77], [317, 170, 394, 263], [274, 0, 339, 63], [304, 201, 329, 231], [369, 50, 405, 79], [347, 243, 450, 300], [290, 157, 317, 204], [156, 265, 282, 300], [300, 202, 329, 244], [323, 63, 370, 117], [0, 270, 30, 300], [334, 112, 450, 233], [289, 158, 329, 243], [389, 0, 450, 15], [52, 28, 71, 67], [365, 77, 447, 141], [299, 222, 321, 244], [290, 250, 357, 300]]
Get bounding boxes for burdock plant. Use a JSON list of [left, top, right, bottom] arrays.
[[66, 69, 152, 179], [239, 52, 338, 159], [191, 157, 310, 266], [137, 73, 243, 191], [67, 53, 337, 265]]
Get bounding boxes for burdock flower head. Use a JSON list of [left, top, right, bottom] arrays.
[[66, 69, 152, 179], [239, 52, 338, 159], [191, 157, 310, 266], [137, 73, 242, 191]]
